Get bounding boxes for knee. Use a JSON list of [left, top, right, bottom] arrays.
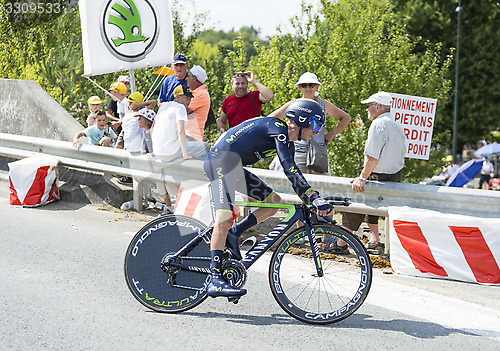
[[100, 137, 111, 147], [214, 216, 233, 234], [266, 192, 282, 204]]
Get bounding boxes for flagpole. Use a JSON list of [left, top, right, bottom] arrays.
[[128, 69, 136, 93]]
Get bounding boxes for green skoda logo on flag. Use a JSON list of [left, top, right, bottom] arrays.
[[101, 0, 159, 61]]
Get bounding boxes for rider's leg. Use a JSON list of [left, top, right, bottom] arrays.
[[210, 210, 233, 251], [207, 210, 247, 297], [226, 192, 282, 260]]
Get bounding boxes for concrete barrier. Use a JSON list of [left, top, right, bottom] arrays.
[[0, 78, 83, 141]]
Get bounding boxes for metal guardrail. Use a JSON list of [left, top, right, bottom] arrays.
[[0, 132, 499, 219]]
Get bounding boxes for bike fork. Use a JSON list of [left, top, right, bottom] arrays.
[[304, 220, 324, 277]]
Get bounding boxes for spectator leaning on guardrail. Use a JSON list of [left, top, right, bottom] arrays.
[[152, 85, 210, 162], [339, 91, 406, 255]]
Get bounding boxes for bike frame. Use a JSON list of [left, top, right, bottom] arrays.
[[164, 201, 331, 276]]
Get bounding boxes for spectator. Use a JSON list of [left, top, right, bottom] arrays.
[[185, 65, 211, 142], [269, 72, 351, 175], [118, 75, 130, 88], [157, 54, 189, 105], [217, 71, 274, 132], [120, 91, 157, 154], [479, 157, 494, 189], [339, 92, 406, 255], [116, 91, 156, 185], [73, 110, 116, 148], [136, 108, 174, 215], [106, 81, 129, 134], [442, 155, 459, 179], [152, 85, 210, 162], [86, 96, 103, 127]]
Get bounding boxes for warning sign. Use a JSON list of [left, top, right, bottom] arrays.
[[390, 93, 437, 160]]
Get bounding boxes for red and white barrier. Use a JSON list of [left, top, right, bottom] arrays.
[[8, 157, 60, 207], [173, 180, 238, 227], [389, 206, 500, 285]]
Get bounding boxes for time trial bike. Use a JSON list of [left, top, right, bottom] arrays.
[[124, 197, 372, 325]]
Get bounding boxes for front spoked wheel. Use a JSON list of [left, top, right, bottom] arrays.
[[124, 214, 211, 313], [269, 224, 372, 324]]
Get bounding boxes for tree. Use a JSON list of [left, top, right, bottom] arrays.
[[391, 0, 500, 150], [249, 0, 452, 181]]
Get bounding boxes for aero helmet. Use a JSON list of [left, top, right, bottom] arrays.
[[285, 98, 325, 133]]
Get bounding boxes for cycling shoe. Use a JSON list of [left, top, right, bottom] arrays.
[[207, 277, 247, 298], [225, 228, 242, 261]]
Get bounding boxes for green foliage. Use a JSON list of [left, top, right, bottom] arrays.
[[0, 0, 455, 183], [249, 0, 451, 181], [391, 0, 500, 151]]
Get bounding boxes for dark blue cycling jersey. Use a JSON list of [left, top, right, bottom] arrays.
[[207, 116, 312, 199]]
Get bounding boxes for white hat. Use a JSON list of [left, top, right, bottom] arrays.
[[134, 107, 156, 122], [361, 91, 392, 106], [294, 72, 322, 88], [190, 65, 208, 83]]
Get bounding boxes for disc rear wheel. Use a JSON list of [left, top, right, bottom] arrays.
[[124, 215, 211, 313]]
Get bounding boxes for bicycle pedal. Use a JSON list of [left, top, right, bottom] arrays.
[[227, 296, 240, 304]]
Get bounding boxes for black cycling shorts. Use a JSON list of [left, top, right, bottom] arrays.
[[203, 150, 273, 212]]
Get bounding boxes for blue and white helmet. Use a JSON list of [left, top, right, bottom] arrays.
[[285, 98, 325, 133]]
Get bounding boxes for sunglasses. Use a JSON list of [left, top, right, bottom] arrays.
[[309, 115, 324, 133], [299, 83, 317, 88], [232, 72, 247, 78], [366, 102, 378, 108]]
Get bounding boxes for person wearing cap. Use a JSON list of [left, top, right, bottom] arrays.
[[119, 91, 156, 153], [86, 96, 103, 127], [135, 108, 174, 214], [340, 91, 406, 255], [441, 154, 460, 180], [106, 81, 129, 134], [217, 71, 274, 132], [152, 85, 210, 162], [157, 54, 189, 105], [269, 72, 351, 175], [185, 65, 211, 142], [118, 75, 130, 86]]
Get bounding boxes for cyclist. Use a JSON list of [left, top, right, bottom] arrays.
[[203, 98, 333, 297]]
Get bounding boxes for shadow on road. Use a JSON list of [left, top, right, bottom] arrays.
[[183, 311, 303, 326], [338, 313, 478, 338]]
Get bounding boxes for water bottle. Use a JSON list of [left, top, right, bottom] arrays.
[[121, 200, 133, 210]]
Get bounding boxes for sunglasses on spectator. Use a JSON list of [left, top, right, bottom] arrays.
[[232, 72, 247, 78], [299, 83, 317, 88]]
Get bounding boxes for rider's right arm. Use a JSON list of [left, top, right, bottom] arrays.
[[270, 123, 312, 198]]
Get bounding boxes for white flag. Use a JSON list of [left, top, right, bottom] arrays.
[[79, 0, 174, 76]]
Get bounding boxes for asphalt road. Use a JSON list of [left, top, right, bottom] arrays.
[[0, 185, 499, 350]]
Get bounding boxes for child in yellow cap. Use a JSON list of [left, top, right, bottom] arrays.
[[86, 96, 103, 126]]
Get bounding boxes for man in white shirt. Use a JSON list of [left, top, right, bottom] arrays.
[[338, 91, 406, 255], [479, 157, 494, 189], [152, 85, 210, 162]]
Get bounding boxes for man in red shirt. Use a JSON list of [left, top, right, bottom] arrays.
[[217, 71, 274, 132]]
